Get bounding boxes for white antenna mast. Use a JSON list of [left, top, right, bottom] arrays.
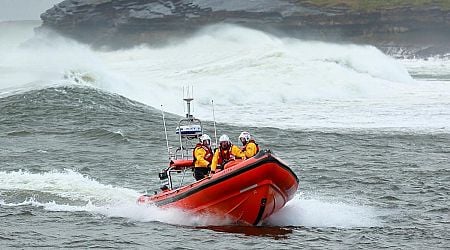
[[184, 86, 194, 119], [211, 100, 218, 147], [160, 105, 171, 159]]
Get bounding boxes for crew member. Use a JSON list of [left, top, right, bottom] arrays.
[[193, 134, 213, 180], [239, 131, 259, 158], [210, 134, 245, 174]]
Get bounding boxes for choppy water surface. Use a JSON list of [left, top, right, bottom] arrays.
[[0, 21, 449, 249]]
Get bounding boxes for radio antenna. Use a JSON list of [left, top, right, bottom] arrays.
[[211, 100, 218, 147], [160, 105, 171, 159]]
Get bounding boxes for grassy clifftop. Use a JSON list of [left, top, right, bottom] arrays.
[[301, 0, 450, 11]]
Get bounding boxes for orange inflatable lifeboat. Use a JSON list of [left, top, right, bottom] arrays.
[[138, 149, 298, 225], [137, 92, 298, 225]]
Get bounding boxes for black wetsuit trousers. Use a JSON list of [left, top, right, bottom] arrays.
[[194, 167, 210, 181]]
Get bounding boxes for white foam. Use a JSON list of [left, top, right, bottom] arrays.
[[1, 194, 381, 228], [266, 195, 381, 228], [0, 169, 380, 227], [0, 169, 139, 204], [44, 201, 230, 226], [0, 196, 231, 226], [0, 170, 230, 226]]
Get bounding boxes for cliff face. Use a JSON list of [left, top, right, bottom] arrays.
[[40, 0, 450, 57]]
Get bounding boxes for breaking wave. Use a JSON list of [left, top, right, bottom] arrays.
[[1, 22, 449, 130]]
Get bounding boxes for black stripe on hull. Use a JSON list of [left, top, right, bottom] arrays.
[[253, 198, 267, 225]]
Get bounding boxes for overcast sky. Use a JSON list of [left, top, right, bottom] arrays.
[[0, 0, 62, 21]]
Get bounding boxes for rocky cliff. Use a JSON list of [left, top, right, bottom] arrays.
[[40, 0, 450, 57]]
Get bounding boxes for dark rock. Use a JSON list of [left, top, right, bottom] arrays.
[[39, 0, 450, 58]]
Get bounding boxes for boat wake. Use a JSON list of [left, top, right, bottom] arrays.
[[0, 169, 381, 228], [0, 169, 240, 226], [266, 197, 381, 228], [0, 169, 138, 204], [0, 197, 224, 226]]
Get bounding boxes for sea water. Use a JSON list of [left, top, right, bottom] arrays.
[[0, 21, 449, 249]]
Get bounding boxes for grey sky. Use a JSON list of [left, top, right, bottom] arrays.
[[0, 0, 62, 21]]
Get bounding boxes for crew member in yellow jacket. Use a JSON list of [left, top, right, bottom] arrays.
[[193, 134, 213, 180], [210, 134, 245, 174], [238, 131, 259, 158]]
